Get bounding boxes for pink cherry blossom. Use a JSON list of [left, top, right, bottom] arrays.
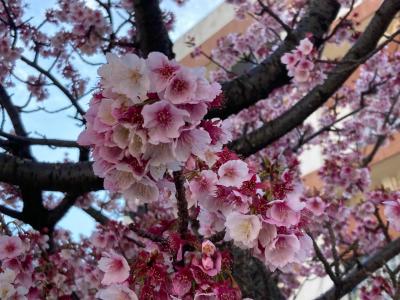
[[103, 169, 135, 192], [172, 268, 192, 297], [128, 129, 148, 158], [258, 223, 277, 248], [384, 200, 400, 231], [174, 128, 211, 161], [147, 51, 180, 92], [0, 282, 15, 299], [224, 212, 262, 248], [266, 201, 300, 227], [112, 125, 131, 149], [189, 170, 218, 203], [0, 236, 24, 260], [98, 251, 130, 285], [90, 232, 107, 249], [281, 52, 298, 67], [143, 143, 175, 167], [293, 66, 310, 82], [164, 68, 197, 104], [218, 160, 249, 188], [298, 38, 314, 55], [142, 100, 189, 144], [202, 240, 216, 256], [295, 234, 313, 262], [192, 249, 222, 277], [123, 176, 159, 204], [96, 284, 138, 300], [98, 53, 150, 102], [194, 77, 221, 103], [306, 196, 326, 216], [194, 292, 217, 300], [264, 234, 300, 271]]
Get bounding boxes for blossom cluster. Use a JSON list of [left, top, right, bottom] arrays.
[[78, 52, 317, 286], [78, 51, 224, 208], [49, 0, 111, 55], [281, 37, 326, 84], [0, 223, 242, 299], [0, 232, 50, 299]]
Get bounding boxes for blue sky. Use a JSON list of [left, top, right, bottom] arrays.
[[5, 0, 224, 239]]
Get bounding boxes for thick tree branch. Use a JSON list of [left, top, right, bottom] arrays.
[[229, 0, 400, 156], [230, 246, 286, 300], [0, 131, 81, 148], [0, 85, 50, 231], [0, 153, 103, 193], [0, 204, 23, 220], [206, 0, 340, 120], [133, 0, 174, 59], [315, 237, 400, 300], [48, 193, 81, 226], [0, 85, 33, 159]]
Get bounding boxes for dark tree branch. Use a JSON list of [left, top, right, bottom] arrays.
[[128, 223, 167, 244], [256, 0, 292, 33], [362, 91, 400, 166], [82, 206, 109, 225], [206, 0, 340, 120], [307, 230, 340, 285], [323, 0, 356, 43], [0, 204, 23, 220], [0, 153, 103, 193], [0, 131, 81, 148], [48, 193, 81, 226], [230, 246, 286, 300], [374, 207, 391, 244], [0, 85, 49, 231], [133, 0, 174, 59], [173, 171, 189, 236], [229, 0, 400, 156], [0, 85, 33, 159], [315, 238, 400, 300]]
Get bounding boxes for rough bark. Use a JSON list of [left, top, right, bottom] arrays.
[[133, 0, 175, 59], [0, 153, 103, 193], [231, 247, 285, 300]]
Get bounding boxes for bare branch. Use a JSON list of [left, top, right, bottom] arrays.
[[20, 56, 86, 118], [256, 0, 292, 33], [307, 230, 340, 285], [0, 131, 81, 148], [315, 238, 400, 300], [82, 206, 109, 225]]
